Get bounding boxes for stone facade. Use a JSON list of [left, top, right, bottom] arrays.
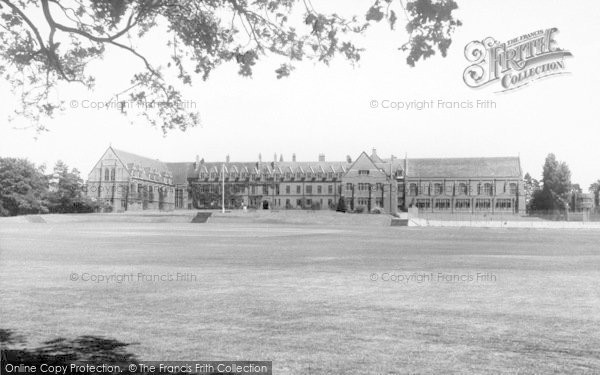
[[86, 147, 184, 212], [87, 147, 525, 214]]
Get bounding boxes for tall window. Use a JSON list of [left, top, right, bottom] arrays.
[[435, 199, 451, 210], [509, 183, 518, 195], [434, 183, 443, 195], [475, 198, 491, 209], [110, 168, 116, 181], [306, 185, 313, 194], [104, 168, 110, 181], [458, 183, 468, 195], [328, 185, 333, 194], [496, 199, 512, 209], [286, 185, 290, 194], [409, 183, 418, 196], [317, 185, 322, 194], [416, 199, 430, 209], [296, 185, 301, 194], [483, 183, 493, 196], [455, 199, 470, 209]]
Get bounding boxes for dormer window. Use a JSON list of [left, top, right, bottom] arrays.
[[358, 170, 369, 176]]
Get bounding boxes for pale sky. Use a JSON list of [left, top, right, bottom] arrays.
[[1, 0, 599, 188]]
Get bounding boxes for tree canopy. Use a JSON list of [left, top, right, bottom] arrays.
[[0, 157, 49, 215], [529, 153, 572, 212], [589, 179, 600, 208], [0, 0, 461, 133], [0, 157, 99, 216]]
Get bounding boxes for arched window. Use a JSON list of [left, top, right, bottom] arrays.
[[104, 168, 110, 181], [459, 183, 468, 195], [409, 183, 418, 196], [483, 183, 493, 196]]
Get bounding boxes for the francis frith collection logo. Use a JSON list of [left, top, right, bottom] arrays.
[[463, 28, 572, 92]]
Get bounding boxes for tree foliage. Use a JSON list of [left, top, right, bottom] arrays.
[[46, 160, 97, 213], [529, 153, 572, 212], [335, 196, 346, 212], [0, 157, 49, 216], [523, 172, 540, 212], [589, 179, 600, 208], [0, 157, 98, 216], [0, 0, 461, 133]]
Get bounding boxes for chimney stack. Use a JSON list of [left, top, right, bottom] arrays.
[[195, 155, 200, 171], [258, 153, 262, 162], [226, 154, 230, 163], [274, 153, 277, 162], [372, 148, 378, 158], [318, 154, 325, 162], [292, 153, 296, 162]]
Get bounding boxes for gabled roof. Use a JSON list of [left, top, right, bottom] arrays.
[[399, 157, 522, 179], [165, 162, 192, 185], [347, 151, 381, 172], [112, 148, 171, 175]]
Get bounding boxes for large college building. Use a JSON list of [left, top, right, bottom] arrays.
[[86, 146, 525, 214]]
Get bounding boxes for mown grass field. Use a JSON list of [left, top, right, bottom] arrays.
[[1, 215, 599, 374]]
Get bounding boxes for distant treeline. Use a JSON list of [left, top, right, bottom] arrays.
[[0, 157, 103, 217]]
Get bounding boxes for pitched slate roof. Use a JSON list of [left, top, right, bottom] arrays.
[[390, 157, 522, 178], [189, 161, 350, 177], [165, 162, 193, 185], [112, 148, 171, 174]]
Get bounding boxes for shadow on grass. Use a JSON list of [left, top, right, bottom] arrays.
[[0, 329, 236, 375], [0, 328, 136, 367]]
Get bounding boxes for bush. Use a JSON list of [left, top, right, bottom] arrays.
[[355, 206, 366, 213], [311, 201, 321, 210], [335, 197, 346, 212], [371, 207, 385, 214]]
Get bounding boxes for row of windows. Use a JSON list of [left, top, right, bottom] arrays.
[[199, 171, 345, 180], [351, 197, 385, 207], [194, 183, 342, 195], [414, 198, 514, 210], [95, 184, 173, 196], [102, 168, 172, 184], [347, 183, 384, 192], [242, 198, 336, 209], [406, 182, 518, 196]]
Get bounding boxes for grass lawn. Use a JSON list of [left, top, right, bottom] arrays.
[[1, 217, 599, 374]]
